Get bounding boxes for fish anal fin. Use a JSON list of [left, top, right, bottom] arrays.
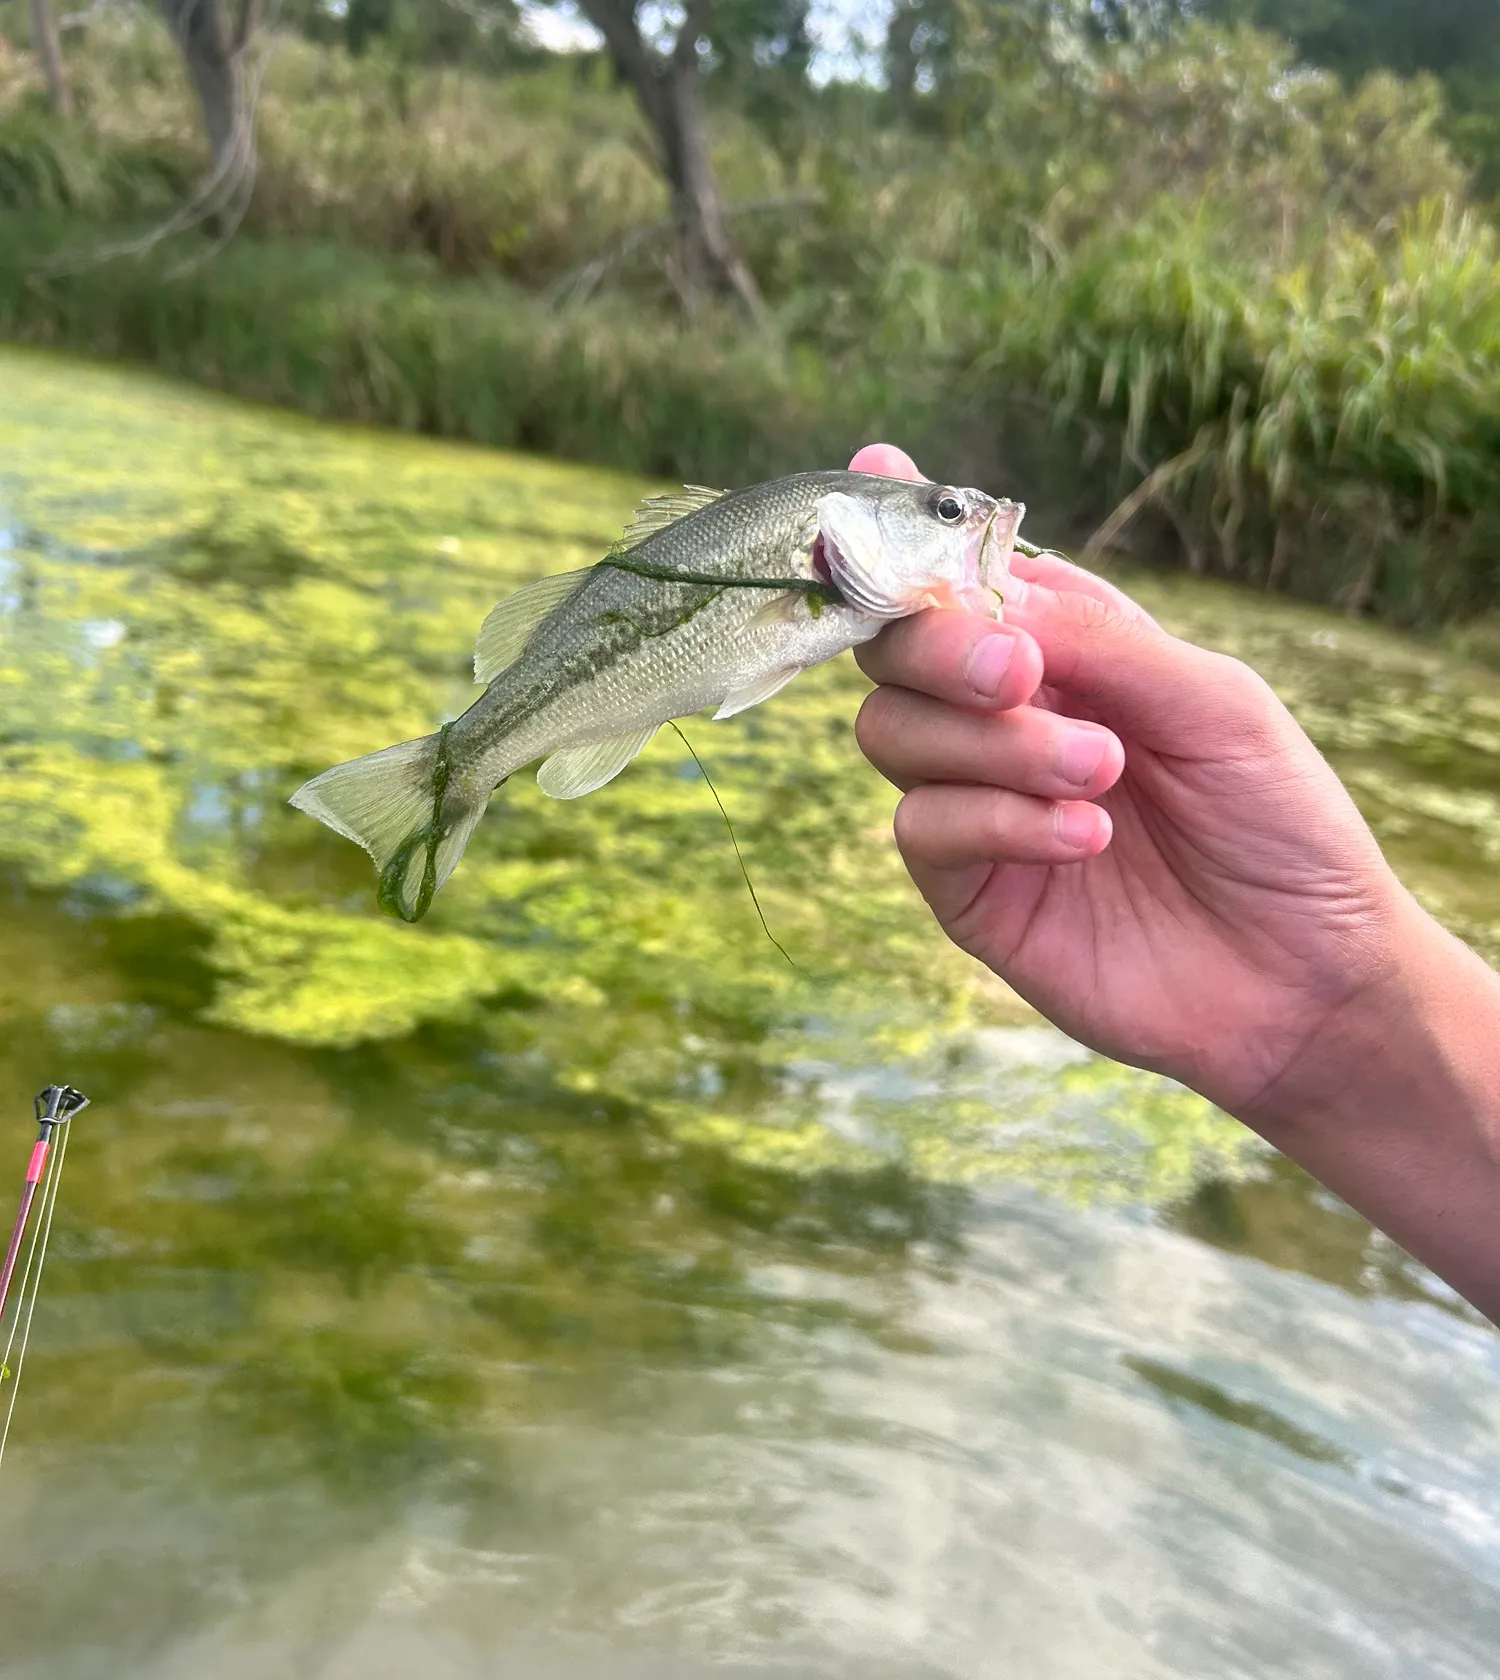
[[475, 568, 591, 685], [536, 727, 659, 800], [713, 666, 804, 720], [612, 485, 727, 553]]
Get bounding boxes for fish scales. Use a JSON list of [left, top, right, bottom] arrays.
[[290, 469, 1025, 920], [466, 475, 867, 775]]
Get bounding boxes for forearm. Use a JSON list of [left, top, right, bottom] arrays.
[[1243, 893, 1500, 1321]]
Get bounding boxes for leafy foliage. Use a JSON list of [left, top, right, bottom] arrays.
[[0, 10, 1497, 619]]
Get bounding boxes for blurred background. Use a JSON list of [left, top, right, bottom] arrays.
[[0, 2, 1499, 1675]]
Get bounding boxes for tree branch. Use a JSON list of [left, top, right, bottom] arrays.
[[545, 189, 822, 308], [234, 0, 261, 55], [575, 0, 656, 89], [672, 0, 710, 69]]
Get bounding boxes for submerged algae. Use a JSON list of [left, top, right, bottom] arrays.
[[0, 350, 1497, 1209]]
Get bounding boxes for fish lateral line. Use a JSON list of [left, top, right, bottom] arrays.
[[605, 585, 734, 645], [597, 555, 845, 607]]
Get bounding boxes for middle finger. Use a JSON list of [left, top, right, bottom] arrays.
[[856, 687, 1124, 800]]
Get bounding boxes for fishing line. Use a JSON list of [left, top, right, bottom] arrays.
[[0, 1086, 88, 1474], [0, 1121, 68, 1470], [666, 720, 801, 973]]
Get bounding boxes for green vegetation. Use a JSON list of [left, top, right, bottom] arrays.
[[0, 5, 1498, 624], [3, 348, 1493, 1491]]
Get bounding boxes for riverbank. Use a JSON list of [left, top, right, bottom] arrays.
[[3, 19, 1500, 628], [0, 211, 1082, 536]]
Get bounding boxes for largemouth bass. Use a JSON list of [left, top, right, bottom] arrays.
[[290, 470, 1024, 921]]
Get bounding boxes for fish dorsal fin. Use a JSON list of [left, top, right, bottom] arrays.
[[713, 665, 804, 720], [474, 568, 591, 685], [612, 485, 727, 553], [536, 727, 659, 800]]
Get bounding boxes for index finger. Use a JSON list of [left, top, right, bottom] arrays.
[[848, 443, 926, 482], [1012, 550, 1156, 627]]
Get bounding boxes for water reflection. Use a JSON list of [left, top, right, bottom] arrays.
[[0, 349, 1497, 1676]]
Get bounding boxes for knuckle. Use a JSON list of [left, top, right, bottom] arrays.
[[891, 790, 927, 856], [1205, 647, 1275, 709], [1199, 650, 1295, 753], [854, 685, 904, 751], [1073, 593, 1137, 637], [983, 791, 1018, 855]]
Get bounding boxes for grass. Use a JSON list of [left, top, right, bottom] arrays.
[[0, 217, 962, 490]]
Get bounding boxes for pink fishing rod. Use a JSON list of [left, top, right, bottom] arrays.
[[0, 1086, 88, 1330]]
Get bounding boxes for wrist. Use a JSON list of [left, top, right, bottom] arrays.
[[1239, 887, 1500, 1316], [1244, 887, 1482, 1134]]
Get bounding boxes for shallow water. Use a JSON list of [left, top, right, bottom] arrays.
[[0, 348, 1496, 1677]]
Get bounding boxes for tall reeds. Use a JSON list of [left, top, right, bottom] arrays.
[[978, 200, 1500, 621]]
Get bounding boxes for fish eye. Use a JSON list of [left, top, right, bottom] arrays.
[[932, 491, 965, 524]]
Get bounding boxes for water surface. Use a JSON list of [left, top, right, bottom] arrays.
[[0, 349, 1495, 1677]]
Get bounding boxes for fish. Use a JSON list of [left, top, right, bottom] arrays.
[[289, 470, 1025, 922]]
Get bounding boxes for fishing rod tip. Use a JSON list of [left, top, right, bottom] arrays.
[[34, 1086, 89, 1124]]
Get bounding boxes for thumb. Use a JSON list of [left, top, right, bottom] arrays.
[[1003, 574, 1263, 748]]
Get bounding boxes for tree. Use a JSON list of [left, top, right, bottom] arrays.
[[706, 0, 813, 143], [158, 0, 260, 192], [29, 0, 71, 116], [1195, 0, 1499, 78], [571, 0, 763, 314], [1194, 0, 1500, 193], [884, 0, 957, 122]]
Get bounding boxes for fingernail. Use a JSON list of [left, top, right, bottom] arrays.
[[1060, 728, 1108, 787], [965, 631, 1017, 699], [1056, 804, 1099, 850]]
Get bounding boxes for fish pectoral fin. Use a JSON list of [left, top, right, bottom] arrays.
[[613, 485, 728, 552], [713, 666, 804, 720], [744, 590, 805, 630], [474, 568, 593, 685], [536, 727, 659, 799]]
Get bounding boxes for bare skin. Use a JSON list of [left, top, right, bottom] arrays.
[[849, 442, 1500, 1322]]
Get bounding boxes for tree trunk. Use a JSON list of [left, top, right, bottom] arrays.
[[657, 44, 763, 314], [29, 0, 71, 118], [158, 0, 240, 175], [575, 0, 762, 316]]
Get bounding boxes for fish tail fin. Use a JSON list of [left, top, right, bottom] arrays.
[[288, 725, 494, 922]]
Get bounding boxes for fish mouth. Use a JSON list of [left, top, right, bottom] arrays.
[[810, 535, 835, 588], [976, 500, 1025, 595]]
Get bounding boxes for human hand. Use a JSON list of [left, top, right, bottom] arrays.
[[848, 444, 1410, 1120]]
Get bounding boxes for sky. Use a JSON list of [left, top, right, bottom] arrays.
[[517, 0, 895, 85]]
